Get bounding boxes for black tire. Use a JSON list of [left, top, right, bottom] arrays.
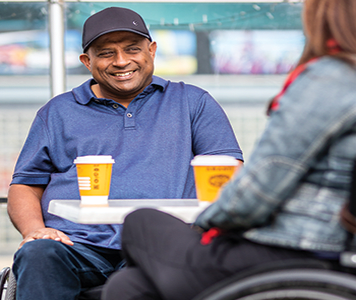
[[199, 269, 356, 300], [5, 270, 16, 300], [0, 268, 10, 300], [234, 288, 356, 300]]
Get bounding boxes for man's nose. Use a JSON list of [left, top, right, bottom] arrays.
[[112, 51, 129, 67]]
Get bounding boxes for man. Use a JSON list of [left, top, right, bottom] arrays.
[[7, 7, 243, 300]]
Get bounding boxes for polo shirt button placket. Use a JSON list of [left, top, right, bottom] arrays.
[[124, 112, 135, 129]]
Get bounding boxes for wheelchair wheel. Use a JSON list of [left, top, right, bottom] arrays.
[[199, 269, 356, 300], [5, 270, 16, 300], [0, 268, 10, 300], [235, 288, 356, 300]]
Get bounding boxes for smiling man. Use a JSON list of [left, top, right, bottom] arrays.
[[80, 31, 156, 107], [7, 7, 243, 300]]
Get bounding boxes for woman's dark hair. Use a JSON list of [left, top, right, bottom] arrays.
[[266, 0, 356, 115], [298, 0, 356, 66]]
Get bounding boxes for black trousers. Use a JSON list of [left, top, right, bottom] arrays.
[[101, 208, 317, 300]]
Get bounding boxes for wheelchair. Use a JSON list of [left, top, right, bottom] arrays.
[[3, 257, 356, 300]]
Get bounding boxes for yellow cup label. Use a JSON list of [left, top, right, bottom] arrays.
[[75, 163, 112, 196], [193, 165, 236, 202]]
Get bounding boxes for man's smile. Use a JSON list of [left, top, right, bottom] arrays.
[[112, 71, 134, 78]]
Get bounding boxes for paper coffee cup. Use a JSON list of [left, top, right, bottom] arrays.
[[191, 155, 238, 202], [74, 155, 115, 206]]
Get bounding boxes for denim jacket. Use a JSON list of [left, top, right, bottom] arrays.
[[195, 57, 356, 252]]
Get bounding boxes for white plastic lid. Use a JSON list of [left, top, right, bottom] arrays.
[[73, 155, 115, 164], [190, 155, 238, 166]]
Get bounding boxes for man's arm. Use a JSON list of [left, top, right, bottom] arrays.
[[235, 160, 244, 170], [7, 184, 73, 248]]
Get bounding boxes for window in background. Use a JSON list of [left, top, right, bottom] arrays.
[[0, 29, 83, 75], [210, 30, 305, 74], [0, 2, 304, 77], [153, 30, 197, 75]]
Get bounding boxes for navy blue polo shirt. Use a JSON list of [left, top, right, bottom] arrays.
[[11, 75, 243, 249]]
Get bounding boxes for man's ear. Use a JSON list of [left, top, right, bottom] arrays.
[[149, 41, 157, 60], [79, 53, 91, 72]]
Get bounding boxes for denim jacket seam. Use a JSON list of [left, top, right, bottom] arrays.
[[243, 106, 356, 203], [300, 102, 356, 158], [235, 156, 307, 203]]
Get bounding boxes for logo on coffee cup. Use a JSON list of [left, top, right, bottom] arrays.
[[209, 175, 230, 187]]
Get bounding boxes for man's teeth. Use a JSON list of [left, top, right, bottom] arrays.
[[114, 71, 133, 77]]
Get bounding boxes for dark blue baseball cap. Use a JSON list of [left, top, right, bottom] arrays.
[[82, 7, 152, 52]]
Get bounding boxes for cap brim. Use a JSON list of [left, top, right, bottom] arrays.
[[83, 29, 152, 52]]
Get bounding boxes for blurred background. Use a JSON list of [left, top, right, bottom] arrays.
[[0, 0, 304, 267]]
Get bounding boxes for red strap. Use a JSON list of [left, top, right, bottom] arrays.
[[326, 39, 343, 55], [269, 58, 317, 111], [200, 228, 222, 245]]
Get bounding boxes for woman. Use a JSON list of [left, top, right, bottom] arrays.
[[102, 0, 356, 299]]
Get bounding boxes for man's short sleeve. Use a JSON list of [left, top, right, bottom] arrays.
[[191, 91, 243, 161], [11, 114, 55, 185]]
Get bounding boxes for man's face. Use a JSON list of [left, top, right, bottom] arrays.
[[80, 31, 157, 104]]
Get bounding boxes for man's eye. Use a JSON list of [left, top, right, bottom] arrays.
[[98, 51, 114, 57], [126, 47, 140, 53]]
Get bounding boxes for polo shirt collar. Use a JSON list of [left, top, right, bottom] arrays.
[[72, 76, 167, 105]]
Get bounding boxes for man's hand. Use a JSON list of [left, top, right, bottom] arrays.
[[19, 227, 74, 249], [7, 185, 74, 249]]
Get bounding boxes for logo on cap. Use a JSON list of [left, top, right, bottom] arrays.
[[133, 21, 138, 26]]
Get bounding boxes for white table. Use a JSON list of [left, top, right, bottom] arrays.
[[48, 199, 211, 224]]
